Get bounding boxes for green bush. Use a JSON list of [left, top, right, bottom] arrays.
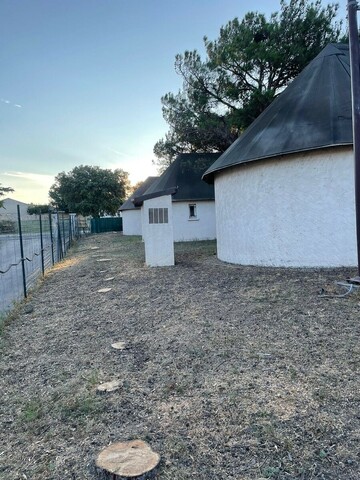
[[0, 219, 16, 233]]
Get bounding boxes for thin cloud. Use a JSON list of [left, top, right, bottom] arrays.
[[0, 171, 54, 204], [3, 171, 53, 182], [106, 147, 131, 158], [1, 98, 23, 108]]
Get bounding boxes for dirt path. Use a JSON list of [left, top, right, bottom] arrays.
[[1, 233, 360, 480]]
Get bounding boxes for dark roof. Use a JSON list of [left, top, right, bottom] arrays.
[[133, 187, 178, 206], [119, 176, 158, 211], [134, 153, 220, 206], [203, 43, 352, 183]]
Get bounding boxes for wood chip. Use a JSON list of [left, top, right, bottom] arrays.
[[98, 288, 112, 293], [95, 440, 160, 479], [97, 380, 121, 393], [111, 341, 126, 350]]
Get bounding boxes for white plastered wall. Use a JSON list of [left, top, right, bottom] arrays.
[[172, 200, 216, 241], [122, 210, 142, 236], [142, 195, 174, 266], [214, 147, 357, 267]]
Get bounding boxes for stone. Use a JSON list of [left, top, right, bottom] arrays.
[[24, 305, 34, 314]]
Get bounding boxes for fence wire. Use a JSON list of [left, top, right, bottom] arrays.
[[0, 209, 88, 315]]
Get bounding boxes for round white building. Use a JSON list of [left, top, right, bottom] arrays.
[[203, 44, 356, 267]]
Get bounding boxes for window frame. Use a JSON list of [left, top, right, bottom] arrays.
[[188, 203, 198, 220]]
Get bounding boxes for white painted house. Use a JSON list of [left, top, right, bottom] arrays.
[[136, 153, 220, 241], [119, 177, 158, 235], [134, 153, 220, 266], [0, 198, 29, 218], [203, 44, 356, 268]]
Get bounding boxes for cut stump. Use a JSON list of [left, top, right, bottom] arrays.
[[97, 380, 121, 393], [95, 440, 160, 479], [111, 341, 126, 350]]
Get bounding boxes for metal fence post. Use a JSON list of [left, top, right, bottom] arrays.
[[39, 211, 45, 276], [49, 212, 55, 265], [62, 214, 66, 254], [57, 212, 63, 260], [348, 0, 360, 281], [68, 214, 72, 246], [17, 205, 27, 298]]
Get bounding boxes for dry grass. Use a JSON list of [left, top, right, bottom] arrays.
[[0, 233, 360, 479]]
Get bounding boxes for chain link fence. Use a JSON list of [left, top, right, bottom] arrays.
[[0, 207, 89, 314]]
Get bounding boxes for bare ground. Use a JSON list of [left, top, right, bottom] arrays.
[[1, 233, 360, 480]]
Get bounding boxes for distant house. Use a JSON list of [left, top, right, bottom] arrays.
[[119, 177, 158, 235], [0, 198, 29, 217], [134, 152, 220, 266], [203, 44, 356, 267], [136, 153, 220, 242]]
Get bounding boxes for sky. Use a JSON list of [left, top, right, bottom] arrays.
[[0, 0, 348, 204]]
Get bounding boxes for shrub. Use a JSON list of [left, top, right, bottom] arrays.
[[0, 219, 16, 233]]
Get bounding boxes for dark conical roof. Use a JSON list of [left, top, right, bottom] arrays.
[[119, 176, 158, 211], [203, 44, 352, 183], [134, 153, 220, 206]]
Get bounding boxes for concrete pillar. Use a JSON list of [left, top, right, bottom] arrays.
[[142, 195, 174, 266]]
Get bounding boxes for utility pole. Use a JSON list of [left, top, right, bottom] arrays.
[[348, 0, 360, 282]]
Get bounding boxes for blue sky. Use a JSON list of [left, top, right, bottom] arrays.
[[0, 0, 347, 203]]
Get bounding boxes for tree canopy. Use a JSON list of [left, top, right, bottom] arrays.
[[0, 183, 14, 208], [129, 180, 145, 195], [49, 165, 130, 217], [27, 204, 52, 215], [153, 0, 342, 170]]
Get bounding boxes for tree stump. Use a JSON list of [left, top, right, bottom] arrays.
[[95, 440, 160, 479], [96, 380, 121, 393], [111, 341, 126, 350]]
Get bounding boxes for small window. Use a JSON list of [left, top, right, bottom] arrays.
[[149, 207, 168, 224], [189, 204, 197, 218]]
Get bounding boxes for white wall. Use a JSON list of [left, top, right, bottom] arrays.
[[0, 198, 29, 217], [122, 210, 142, 236], [172, 201, 216, 241], [215, 147, 357, 267], [142, 195, 174, 266]]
